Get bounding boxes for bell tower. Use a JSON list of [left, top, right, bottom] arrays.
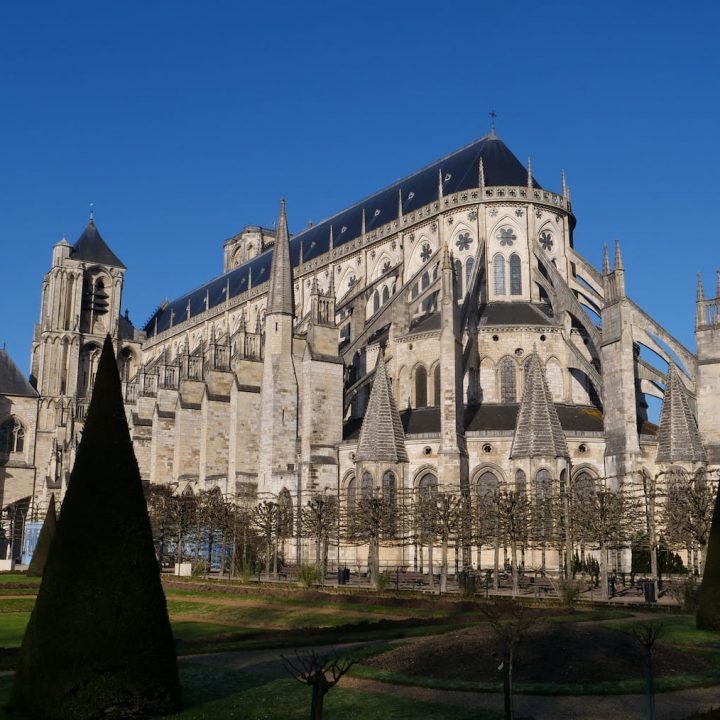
[[30, 214, 127, 493]]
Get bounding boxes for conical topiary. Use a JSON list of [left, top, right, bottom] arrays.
[[26, 494, 57, 577], [11, 336, 180, 718], [698, 479, 720, 630]]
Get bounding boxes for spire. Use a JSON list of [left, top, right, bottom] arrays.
[[697, 273, 705, 302], [478, 157, 485, 189], [438, 168, 444, 199], [266, 199, 294, 316], [310, 275, 319, 295], [361, 208, 366, 237], [527, 157, 533, 188], [510, 354, 569, 459], [355, 351, 409, 463], [561, 169, 568, 199], [603, 244, 611, 275], [397, 189, 403, 218], [716, 269, 720, 300], [614, 240, 624, 272], [89, 202, 94, 221], [656, 364, 707, 464], [329, 224, 334, 249], [440, 238, 451, 271]]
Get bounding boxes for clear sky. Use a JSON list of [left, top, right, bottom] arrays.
[[1, 1, 719, 373]]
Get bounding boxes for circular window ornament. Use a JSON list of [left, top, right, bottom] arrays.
[[539, 231, 553, 251], [492, 335, 499, 342], [482, 443, 492, 454], [423, 446, 432, 456], [514, 348, 524, 357]]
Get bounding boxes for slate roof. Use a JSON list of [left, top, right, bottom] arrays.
[[479, 302, 555, 327], [344, 403, 605, 441], [266, 200, 294, 316], [70, 219, 126, 269], [511, 354, 569, 458], [0, 349, 37, 397], [656, 364, 706, 464], [145, 133, 539, 336], [355, 352, 409, 463]]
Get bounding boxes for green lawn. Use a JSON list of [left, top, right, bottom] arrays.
[[0, 663, 505, 720]]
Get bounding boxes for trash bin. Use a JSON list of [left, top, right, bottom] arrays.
[[643, 580, 656, 603]]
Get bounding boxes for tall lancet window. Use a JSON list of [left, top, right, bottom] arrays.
[[493, 255, 505, 295], [510, 254, 522, 295], [415, 365, 428, 408], [499, 357, 517, 403]]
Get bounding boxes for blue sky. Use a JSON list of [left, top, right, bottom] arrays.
[[1, 1, 719, 372]]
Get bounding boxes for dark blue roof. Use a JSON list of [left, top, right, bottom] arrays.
[[144, 134, 538, 336], [71, 219, 126, 269]]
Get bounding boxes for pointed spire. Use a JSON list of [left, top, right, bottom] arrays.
[[614, 240, 624, 272], [478, 157, 485, 189], [361, 208, 366, 237], [438, 168, 444, 199], [440, 238, 451, 271], [510, 354, 569, 459], [656, 364, 707, 463], [327, 268, 335, 297], [310, 275, 319, 295], [89, 202, 94, 222], [603, 244, 611, 275], [716, 269, 720, 300], [237, 309, 246, 332], [249, 265, 253, 289], [561, 169, 568, 199], [527, 157, 533, 188], [205, 288, 210, 310], [397, 188, 403, 218], [266, 199, 294, 316], [355, 351, 409, 463], [697, 273, 705, 302], [329, 224, 334, 249]]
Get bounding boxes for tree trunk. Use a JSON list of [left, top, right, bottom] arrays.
[[645, 646, 655, 720], [428, 542, 434, 588], [511, 540, 519, 597], [493, 539, 499, 590], [505, 646, 515, 720], [310, 684, 326, 720], [440, 536, 448, 593], [600, 542, 608, 601]]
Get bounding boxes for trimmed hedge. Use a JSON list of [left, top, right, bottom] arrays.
[[11, 336, 180, 718]]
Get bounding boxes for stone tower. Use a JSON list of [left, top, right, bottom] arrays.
[[695, 272, 720, 464], [30, 216, 127, 493], [258, 200, 299, 497]]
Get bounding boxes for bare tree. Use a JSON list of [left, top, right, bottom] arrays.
[[480, 602, 536, 720], [496, 490, 529, 597], [282, 650, 355, 720], [301, 495, 338, 584], [631, 622, 664, 720], [252, 500, 280, 578]]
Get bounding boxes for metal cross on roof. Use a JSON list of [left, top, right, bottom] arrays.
[[489, 110, 497, 134]]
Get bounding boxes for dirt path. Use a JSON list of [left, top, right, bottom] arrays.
[[182, 643, 720, 720]]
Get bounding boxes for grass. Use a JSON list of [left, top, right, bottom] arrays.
[[0, 663, 507, 720]]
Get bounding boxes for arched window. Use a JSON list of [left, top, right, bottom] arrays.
[[415, 365, 428, 407], [465, 257, 474, 290], [515, 469, 526, 496], [382, 286, 390, 304], [382, 471, 398, 537], [493, 255, 505, 295], [373, 290, 380, 315], [0, 417, 24, 454], [535, 469, 552, 537], [278, 488, 294, 538], [510, 254, 522, 295], [417, 472, 438, 499], [573, 471, 594, 503], [347, 475, 357, 512], [454, 258, 463, 297], [499, 357, 517, 403], [536, 469, 550, 501], [433, 365, 441, 406], [361, 471, 373, 499], [477, 471, 498, 499], [421, 271, 430, 291]]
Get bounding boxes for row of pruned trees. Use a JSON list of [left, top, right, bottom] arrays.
[[143, 466, 717, 595]]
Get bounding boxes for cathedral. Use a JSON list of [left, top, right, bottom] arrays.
[[3, 130, 719, 570]]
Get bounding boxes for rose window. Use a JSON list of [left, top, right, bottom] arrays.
[[497, 228, 516, 246], [539, 231, 553, 251], [420, 243, 432, 262], [455, 232, 473, 252]]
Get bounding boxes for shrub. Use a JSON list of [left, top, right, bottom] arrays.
[[551, 577, 583, 607], [297, 563, 319, 588], [376, 569, 393, 592], [192, 560, 209, 577]]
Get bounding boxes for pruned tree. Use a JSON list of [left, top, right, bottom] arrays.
[[435, 492, 462, 593], [354, 495, 388, 589], [301, 495, 338, 584], [252, 500, 280, 578], [145, 483, 175, 564], [496, 490, 529, 596], [631, 622, 664, 720], [11, 335, 180, 719], [282, 650, 356, 720], [480, 602, 537, 720]]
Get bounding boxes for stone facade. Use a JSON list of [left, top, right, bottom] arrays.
[[19, 131, 720, 572]]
